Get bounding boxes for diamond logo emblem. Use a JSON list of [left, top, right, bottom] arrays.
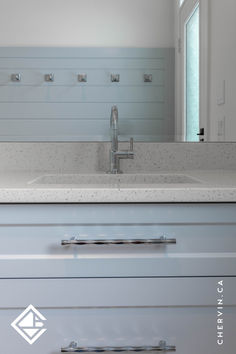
[[11, 304, 47, 344]]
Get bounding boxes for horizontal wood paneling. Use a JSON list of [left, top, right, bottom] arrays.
[[0, 86, 164, 102], [0, 47, 175, 141], [0, 47, 173, 58], [0, 119, 174, 141], [0, 58, 165, 70], [0, 102, 164, 119]]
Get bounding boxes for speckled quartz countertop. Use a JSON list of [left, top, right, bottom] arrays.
[[0, 142, 236, 203], [0, 169, 236, 203]]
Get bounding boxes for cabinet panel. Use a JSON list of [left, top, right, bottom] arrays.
[[1, 277, 235, 353], [1, 306, 235, 354], [0, 204, 236, 277], [1, 278, 236, 308]]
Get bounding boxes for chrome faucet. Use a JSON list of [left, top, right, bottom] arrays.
[[108, 105, 134, 174]]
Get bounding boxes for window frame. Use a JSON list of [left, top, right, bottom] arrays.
[[175, 0, 209, 141], [185, 3, 200, 141]]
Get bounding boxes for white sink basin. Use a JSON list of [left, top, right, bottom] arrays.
[[29, 173, 201, 186]]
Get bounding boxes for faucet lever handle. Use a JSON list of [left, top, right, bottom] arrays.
[[130, 137, 134, 152]]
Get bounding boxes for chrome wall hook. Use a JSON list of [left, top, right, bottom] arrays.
[[111, 74, 120, 83], [78, 74, 87, 82], [144, 74, 152, 82], [11, 73, 21, 82], [45, 73, 54, 82]]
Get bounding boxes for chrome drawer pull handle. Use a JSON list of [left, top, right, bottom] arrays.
[[61, 341, 176, 352], [61, 236, 176, 246]]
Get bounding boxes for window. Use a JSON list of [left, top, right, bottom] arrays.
[[185, 5, 199, 141], [178, 0, 208, 142]]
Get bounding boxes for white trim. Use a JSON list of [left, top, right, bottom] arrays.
[[175, 0, 183, 141], [199, 0, 209, 140]]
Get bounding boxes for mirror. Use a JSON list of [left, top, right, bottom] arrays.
[[0, 0, 235, 142]]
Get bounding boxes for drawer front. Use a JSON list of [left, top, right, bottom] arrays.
[[0, 204, 236, 278], [1, 277, 236, 354], [1, 277, 236, 308], [1, 307, 235, 354], [0, 307, 236, 354]]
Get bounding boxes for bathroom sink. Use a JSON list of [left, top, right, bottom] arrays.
[[29, 173, 201, 186]]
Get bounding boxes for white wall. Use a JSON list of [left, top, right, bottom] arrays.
[[208, 0, 236, 141], [0, 0, 175, 47]]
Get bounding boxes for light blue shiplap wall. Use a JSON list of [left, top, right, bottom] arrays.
[[0, 47, 175, 141]]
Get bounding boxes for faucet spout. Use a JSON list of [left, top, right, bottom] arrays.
[[110, 105, 118, 129], [108, 105, 134, 174], [110, 105, 118, 152]]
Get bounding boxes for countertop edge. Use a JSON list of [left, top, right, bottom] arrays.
[[0, 187, 236, 203]]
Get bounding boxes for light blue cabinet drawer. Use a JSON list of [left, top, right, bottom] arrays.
[[0, 204, 236, 278], [0, 277, 236, 307], [1, 278, 235, 354], [2, 307, 235, 354]]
